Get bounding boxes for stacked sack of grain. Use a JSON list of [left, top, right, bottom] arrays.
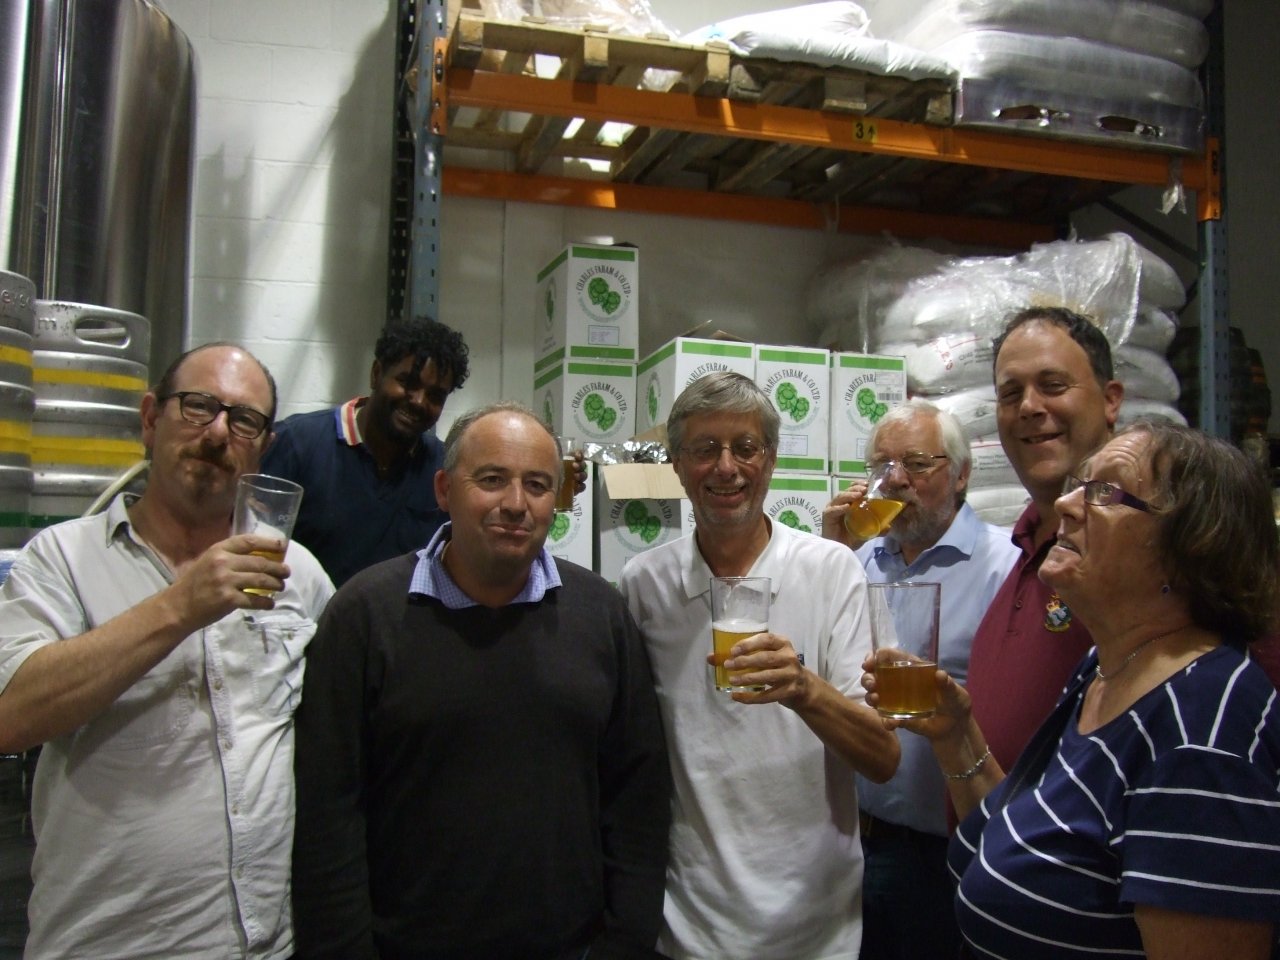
[[806, 232, 1186, 525], [863, 0, 1212, 153]]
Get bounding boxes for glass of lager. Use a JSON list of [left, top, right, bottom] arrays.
[[710, 576, 771, 693], [844, 462, 906, 540], [867, 581, 940, 719], [555, 437, 579, 513], [232, 474, 304, 597]]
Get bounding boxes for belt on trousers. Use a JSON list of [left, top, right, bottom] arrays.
[[859, 809, 942, 844]]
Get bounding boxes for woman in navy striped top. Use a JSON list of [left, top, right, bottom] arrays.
[[871, 419, 1280, 959]]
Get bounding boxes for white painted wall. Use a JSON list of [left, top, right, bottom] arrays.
[[155, 0, 1280, 433]]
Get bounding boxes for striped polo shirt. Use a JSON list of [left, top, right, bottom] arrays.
[[951, 644, 1280, 957]]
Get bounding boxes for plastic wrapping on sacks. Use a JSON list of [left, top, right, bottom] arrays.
[[933, 31, 1203, 108], [879, 332, 994, 396], [481, 0, 673, 36], [806, 244, 953, 353], [875, 234, 1142, 348], [966, 484, 1031, 527], [968, 435, 1020, 488], [935, 30, 1204, 151], [885, 0, 1209, 70], [932, 386, 999, 440]]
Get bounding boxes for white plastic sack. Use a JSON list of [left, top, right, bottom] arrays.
[[674, 2, 957, 81], [934, 31, 1203, 110], [933, 386, 999, 440], [968, 435, 1020, 488], [886, 0, 1209, 70], [879, 332, 995, 395], [1114, 345, 1181, 402], [1136, 244, 1186, 309], [1118, 398, 1187, 426], [1127, 308, 1178, 354], [967, 484, 1030, 527]]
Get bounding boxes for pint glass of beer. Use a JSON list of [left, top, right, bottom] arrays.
[[710, 576, 770, 693], [232, 474, 304, 597], [555, 437, 579, 513], [867, 581, 940, 719]]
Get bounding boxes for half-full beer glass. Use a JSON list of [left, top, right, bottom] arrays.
[[710, 576, 770, 693]]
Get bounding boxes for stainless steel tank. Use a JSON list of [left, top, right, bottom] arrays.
[[30, 301, 148, 529], [3, 0, 195, 375], [0, 270, 35, 547]]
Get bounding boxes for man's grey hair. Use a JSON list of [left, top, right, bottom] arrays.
[[442, 402, 563, 490], [667, 372, 781, 455], [868, 398, 971, 505]]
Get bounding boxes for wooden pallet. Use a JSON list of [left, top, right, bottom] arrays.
[[436, 10, 1136, 224]]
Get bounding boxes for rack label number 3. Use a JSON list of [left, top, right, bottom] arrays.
[[852, 120, 877, 143]]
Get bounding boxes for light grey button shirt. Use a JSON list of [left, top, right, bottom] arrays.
[[0, 494, 334, 960]]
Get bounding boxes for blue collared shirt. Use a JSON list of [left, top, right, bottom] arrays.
[[855, 502, 1020, 835], [409, 522, 563, 609]]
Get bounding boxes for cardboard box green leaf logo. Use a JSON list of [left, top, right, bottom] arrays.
[[549, 512, 571, 542], [776, 508, 812, 533], [856, 386, 889, 423]]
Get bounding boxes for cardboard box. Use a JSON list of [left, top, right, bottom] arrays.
[[533, 358, 635, 444], [635, 336, 756, 436], [535, 243, 639, 362], [764, 473, 831, 536], [545, 462, 594, 569], [755, 345, 830, 474], [595, 463, 686, 583], [829, 353, 907, 475]]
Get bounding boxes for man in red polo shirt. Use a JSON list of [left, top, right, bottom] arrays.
[[965, 307, 1124, 779]]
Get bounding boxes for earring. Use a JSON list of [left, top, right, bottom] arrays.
[[1161, 583, 1170, 595]]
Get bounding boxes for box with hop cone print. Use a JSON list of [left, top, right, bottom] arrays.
[[830, 353, 907, 475], [535, 243, 639, 363], [635, 336, 755, 436], [545, 462, 595, 570], [754, 345, 830, 474], [533, 357, 635, 445], [595, 463, 685, 584]]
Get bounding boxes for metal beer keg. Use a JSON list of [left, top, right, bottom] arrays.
[[31, 302, 149, 529], [0, 271, 36, 548]]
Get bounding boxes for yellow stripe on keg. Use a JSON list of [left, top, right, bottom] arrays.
[[32, 436, 144, 466], [0, 344, 34, 367], [33, 368, 148, 392], [0, 421, 32, 442]]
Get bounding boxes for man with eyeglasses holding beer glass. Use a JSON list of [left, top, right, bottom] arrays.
[[618, 372, 898, 960], [0, 342, 333, 960], [822, 398, 1018, 960]]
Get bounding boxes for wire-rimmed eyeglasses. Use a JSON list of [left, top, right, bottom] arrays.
[[159, 391, 271, 440], [1062, 475, 1154, 513], [679, 437, 771, 465], [867, 453, 949, 477]]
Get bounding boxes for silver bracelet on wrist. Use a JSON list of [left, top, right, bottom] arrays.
[[945, 746, 992, 781]]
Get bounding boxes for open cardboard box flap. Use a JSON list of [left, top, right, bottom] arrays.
[[600, 462, 686, 500]]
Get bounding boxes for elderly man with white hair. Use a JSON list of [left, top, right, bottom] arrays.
[[823, 398, 1019, 960]]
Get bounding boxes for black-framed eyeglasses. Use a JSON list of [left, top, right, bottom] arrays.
[[680, 437, 771, 465], [868, 453, 949, 477], [159, 391, 271, 440], [1062, 475, 1154, 513]]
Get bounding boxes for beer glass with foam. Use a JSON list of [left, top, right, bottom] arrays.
[[710, 576, 771, 693], [867, 581, 940, 718], [232, 474, 304, 597]]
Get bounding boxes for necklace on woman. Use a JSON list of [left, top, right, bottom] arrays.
[[1095, 634, 1164, 682]]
